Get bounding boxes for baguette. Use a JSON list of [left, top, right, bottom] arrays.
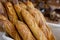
[[27, 8, 42, 25], [14, 4, 23, 21], [0, 14, 21, 40], [4, 2, 18, 24], [35, 9, 55, 40], [26, 1, 55, 40], [21, 9, 47, 40], [15, 20, 36, 40], [14, 1, 27, 21], [8, 0, 27, 21], [5, 2, 36, 40], [10, 0, 23, 21]]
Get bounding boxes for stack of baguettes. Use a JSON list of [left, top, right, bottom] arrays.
[[0, 0, 55, 40]]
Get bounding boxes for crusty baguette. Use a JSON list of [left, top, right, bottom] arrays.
[[26, 1, 44, 25], [26, 1, 55, 40], [21, 9, 47, 40], [26, 1, 46, 22], [3, 21, 21, 40], [5, 2, 36, 40], [14, 4, 23, 21], [0, 14, 21, 40], [0, 2, 7, 17], [13, 1, 27, 21], [34, 8, 46, 24], [27, 8, 42, 25], [15, 20, 36, 40], [8, 0, 27, 21], [35, 9, 55, 40], [4, 2, 18, 24], [9, 0, 23, 21]]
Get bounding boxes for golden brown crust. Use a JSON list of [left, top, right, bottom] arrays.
[[3, 21, 21, 40], [35, 9, 55, 40], [15, 21, 36, 40], [26, 1, 55, 40], [14, 4, 23, 21], [0, 1, 55, 40], [0, 15, 21, 40], [4, 2, 36, 40], [21, 9, 47, 40], [4, 2, 18, 24], [13, 2, 27, 21], [8, 0, 24, 21], [27, 8, 42, 26]]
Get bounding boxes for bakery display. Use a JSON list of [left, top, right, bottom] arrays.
[[0, 0, 55, 40]]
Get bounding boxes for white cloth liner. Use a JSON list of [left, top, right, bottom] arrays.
[[46, 22, 60, 40], [2, 33, 13, 40]]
